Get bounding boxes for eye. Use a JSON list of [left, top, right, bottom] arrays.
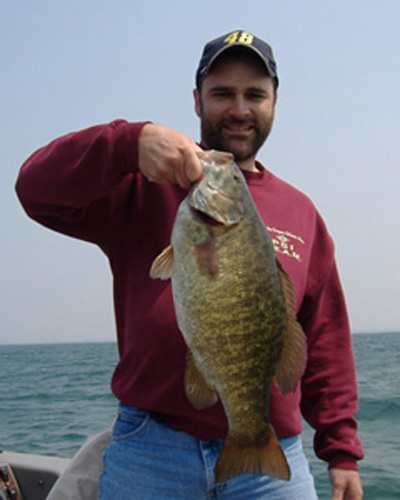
[[216, 91, 232, 99], [210, 88, 234, 99], [246, 90, 267, 101]]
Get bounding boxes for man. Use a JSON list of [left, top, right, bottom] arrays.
[[16, 30, 363, 499]]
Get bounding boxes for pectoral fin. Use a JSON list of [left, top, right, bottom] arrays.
[[194, 238, 219, 278], [185, 351, 218, 409], [150, 245, 174, 280], [274, 260, 307, 394]]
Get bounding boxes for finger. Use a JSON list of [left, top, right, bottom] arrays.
[[329, 469, 363, 500], [183, 146, 203, 185], [194, 144, 206, 156], [330, 480, 345, 500], [174, 159, 192, 190]]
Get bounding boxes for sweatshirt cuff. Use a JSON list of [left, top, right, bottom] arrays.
[[328, 453, 359, 472], [111, 120, 151, 174]]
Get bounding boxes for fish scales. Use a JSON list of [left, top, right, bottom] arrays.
[[150, 150, 307, 483], [173, 197, 284, 432]]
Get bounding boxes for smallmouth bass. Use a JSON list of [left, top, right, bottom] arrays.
[[150, 150, 307, 483]]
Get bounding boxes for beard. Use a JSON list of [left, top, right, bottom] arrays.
[[199, 109, 275, 163]]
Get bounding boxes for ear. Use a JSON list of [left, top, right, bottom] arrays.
[[193, 88, 201, 117]]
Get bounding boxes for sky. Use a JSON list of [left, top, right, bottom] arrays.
[[1, 0, 399, 344]]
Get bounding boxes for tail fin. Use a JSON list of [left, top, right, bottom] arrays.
[[214, 425, 291, 484]]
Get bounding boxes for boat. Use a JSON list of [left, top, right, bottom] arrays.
[[0, 428, 110, 499], [0, 450, 69, 499]]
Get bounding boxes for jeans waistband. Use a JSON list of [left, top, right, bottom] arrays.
[[118, 403, 300, 448]]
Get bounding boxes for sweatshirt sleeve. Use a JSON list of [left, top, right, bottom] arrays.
[[15, 120, 148, 245], [298, 214, 364, 471]]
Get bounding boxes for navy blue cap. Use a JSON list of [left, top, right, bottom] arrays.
[[196, 30, 279, 88]]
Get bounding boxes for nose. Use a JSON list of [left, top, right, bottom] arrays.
[[228, 95, 251, 119]]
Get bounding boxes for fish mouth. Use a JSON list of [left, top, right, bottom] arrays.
[[190, 183, 243, 226], [190, 207, 225, 227]]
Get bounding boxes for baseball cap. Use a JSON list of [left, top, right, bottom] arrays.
[[195, 30, 279, 89]]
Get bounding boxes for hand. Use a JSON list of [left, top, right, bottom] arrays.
[[138, 123, 203, 189], [329, 468, 363, 500]]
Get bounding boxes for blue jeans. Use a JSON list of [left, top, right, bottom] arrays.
[[100, 404, 318, 499]]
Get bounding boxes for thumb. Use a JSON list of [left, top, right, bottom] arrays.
[[184, 145, 204, 184]]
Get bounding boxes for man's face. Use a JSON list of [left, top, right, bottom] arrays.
[[194, 54, 277, 170]]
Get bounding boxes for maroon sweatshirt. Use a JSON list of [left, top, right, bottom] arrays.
[[15, 120, 363, 470]]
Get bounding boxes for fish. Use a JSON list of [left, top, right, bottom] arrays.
[[150, 150, 307, 484]]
